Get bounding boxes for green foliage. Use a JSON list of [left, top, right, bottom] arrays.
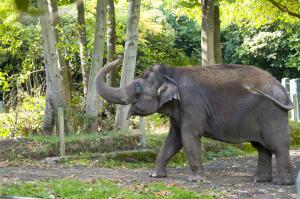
[[0, 72, 9, 92], [222, 23, 300, 80], [1, 0, 300, 137], [137, 30, 191, 73], [0, 9, 43, 96], [146, 113, 169, 129], [289, 121, 300, 147], [221, 0, 300, 28], [0, 179, 212, 199], [136, 13, 193, 75], [164, 13, 201, 60], [0, 93, 45, 138], [205, 145, 246, 161]]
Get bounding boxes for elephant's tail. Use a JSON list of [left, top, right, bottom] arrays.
[[245, 85, 293, 110]]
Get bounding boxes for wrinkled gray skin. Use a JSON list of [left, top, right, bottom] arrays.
[[96, 57, 295, 185]]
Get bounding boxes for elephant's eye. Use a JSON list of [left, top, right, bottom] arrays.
[[135, 82, 143, 94]]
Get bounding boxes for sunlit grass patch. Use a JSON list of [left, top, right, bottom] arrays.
[[0, 179, 213, 199]]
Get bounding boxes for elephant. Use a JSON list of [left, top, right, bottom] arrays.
[[96, 57, 295, 185]]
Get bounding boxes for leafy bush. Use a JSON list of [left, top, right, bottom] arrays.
[[0, 93, 45, 138], [136, 29, 191, 76], [222, 23, 300, 80], [289, 121, 300, 147]]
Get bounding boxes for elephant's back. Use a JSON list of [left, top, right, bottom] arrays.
[[175, 64, 291, 108], [175, 64, 275, 88]]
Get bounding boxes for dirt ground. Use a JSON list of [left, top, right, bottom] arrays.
[[1, 150, 299, 199]]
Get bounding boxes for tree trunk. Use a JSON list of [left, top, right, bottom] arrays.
[[107, 0, 117, 86], [48, 0, 73, 133], [77, 0, 89, 98], [115, 0, 141, 129], [201, 0, 215, 66], [85, 0, 107, 131], [47, 0, 72, 103], [43, 65, 55, 135], [38, 0, 67, 135], [40, 17, 55, 135], [214, 5, 222, 64]]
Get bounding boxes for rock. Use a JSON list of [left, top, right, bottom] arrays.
[[41, 157, 64, 165]]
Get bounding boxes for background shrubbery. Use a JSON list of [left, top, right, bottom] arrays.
[[1, 1, 300, 137]]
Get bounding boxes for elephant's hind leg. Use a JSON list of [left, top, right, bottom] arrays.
[[273, 145, 294, 185], [266, 120, 294, 185], [251, 142, 272, 182]]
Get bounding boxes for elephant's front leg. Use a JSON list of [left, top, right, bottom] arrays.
[[150, 124, 182, 178], [181, 128, 205, 182]]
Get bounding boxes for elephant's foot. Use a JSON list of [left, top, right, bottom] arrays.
[[253, 174, 272, 182], [149, 169, 167, 178], [273, 175, 295, 185], [187, 174, 206, 182]]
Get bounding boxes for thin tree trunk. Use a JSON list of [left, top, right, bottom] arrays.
[[115, 0, 141, 129], [201, 0, 215, 66], [38, 0, 67, 135], [107, 0, 117, 86], [43, 65, 55, 135], [40, 17, 54, 135], [48, 0, 73, 133], [85, 0, 107, 131], [214, 5, 222, 64], [41, 46, 55, 135], [77, 0, 89, 98], [48, 0, 72, 104]]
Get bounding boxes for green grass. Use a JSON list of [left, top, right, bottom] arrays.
[[59, 137, 252, 169], [0, 179, 213, 199], [29, 130, 135, 143], [0, 130, 143, 161], [2, 121, 299, 167]]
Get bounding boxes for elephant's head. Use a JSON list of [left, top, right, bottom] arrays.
[[96, 57, 180, 118]]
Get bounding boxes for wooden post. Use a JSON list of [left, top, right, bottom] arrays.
[[0, 100, 3, 113], [297, 170, 300, 199], [139, 116, 146, 148], [58, 107, 65, 157], [281, 78, 291, 119], [290, 79, 300, 122]]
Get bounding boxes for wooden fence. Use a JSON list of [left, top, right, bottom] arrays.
[[282, 78, 300, 122]]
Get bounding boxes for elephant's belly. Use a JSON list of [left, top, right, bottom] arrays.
[[204, 130, 252, 144], [204, 118, 261, 144]]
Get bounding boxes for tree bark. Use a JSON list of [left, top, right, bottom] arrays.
[[41, 17, 54, 135], [115, 0, 141, 129], [47, 0, 72, 104], [85, 0, 107, 131], [38, 0, 67, 135], [201, 0, 215, 66], [107, 0, 117, 87], [77, 0, 89, 98], [43, 66, 55, 135], [213, 5, 222, 64], [48, 0, 73, 133]]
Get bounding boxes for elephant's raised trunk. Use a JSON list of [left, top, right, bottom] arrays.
[[95, 56, 136, 105]]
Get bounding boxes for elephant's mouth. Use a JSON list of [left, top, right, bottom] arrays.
[[126, 104, 147, 119], [126, 98, 159, 119]]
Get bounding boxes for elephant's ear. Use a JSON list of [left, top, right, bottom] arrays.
[[157, 82, 180, 108]]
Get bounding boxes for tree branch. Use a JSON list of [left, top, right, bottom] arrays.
[[267, 0, 300, 19]]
